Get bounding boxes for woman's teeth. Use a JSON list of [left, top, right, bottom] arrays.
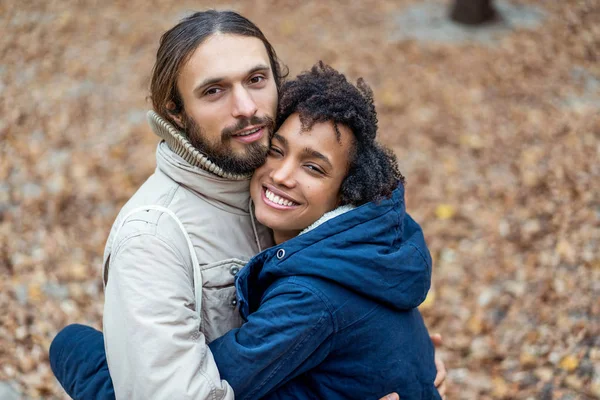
[[265, 188, 297, 207]]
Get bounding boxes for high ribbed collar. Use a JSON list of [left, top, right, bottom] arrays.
[[147, 110, 252, 181], [148, 111, 254, 214]]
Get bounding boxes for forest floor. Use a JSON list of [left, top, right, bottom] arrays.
[[1, 0, 599, 398]]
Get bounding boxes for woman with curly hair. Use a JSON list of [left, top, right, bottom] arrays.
[[208, 62, 441, 399]]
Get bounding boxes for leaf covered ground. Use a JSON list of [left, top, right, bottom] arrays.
[[1, 0, 599, 398]]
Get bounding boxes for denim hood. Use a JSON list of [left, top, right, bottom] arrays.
[[237, 184, 432, 317]]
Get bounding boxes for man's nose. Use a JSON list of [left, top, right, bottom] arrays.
[[231, 86, 258, 118]]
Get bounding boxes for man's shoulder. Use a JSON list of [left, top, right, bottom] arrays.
[[123, 170, 180, 210], [109, 208, 185, 253], [112, 166, 201, 236], [106, 187, 194, 261]]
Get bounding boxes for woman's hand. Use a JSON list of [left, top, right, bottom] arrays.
[[431, 333, 448, 399]]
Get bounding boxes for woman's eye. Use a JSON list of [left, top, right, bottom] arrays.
[[305, 164, 324, 175], [268, 147, 283, 156]]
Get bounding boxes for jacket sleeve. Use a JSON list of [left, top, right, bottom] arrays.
[[103, 228, 233, 400], [208, 279, 334, 400], [49, 324, 115, 400]]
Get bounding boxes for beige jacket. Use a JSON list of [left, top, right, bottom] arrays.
[[102, 111, 274, 400]]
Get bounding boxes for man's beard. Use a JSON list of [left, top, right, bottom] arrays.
[[182, 112, 274, 175]]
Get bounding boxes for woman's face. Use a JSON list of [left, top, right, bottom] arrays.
[[250, 113, 353, 244]]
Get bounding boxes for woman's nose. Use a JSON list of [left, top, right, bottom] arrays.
[[269, 162, 296, 188]]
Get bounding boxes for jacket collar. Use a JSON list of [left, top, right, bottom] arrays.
[[147, 110, 251, 181], [298, 204, 356, 236], [148, 111, 253, 213]]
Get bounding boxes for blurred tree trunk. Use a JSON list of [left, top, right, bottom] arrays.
[[450, 0, 498, 25]]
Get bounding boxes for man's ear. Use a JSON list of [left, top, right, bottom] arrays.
[[166, 100, 184, 130]]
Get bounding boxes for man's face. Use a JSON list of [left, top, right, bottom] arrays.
[[176, 34, 278, 174]]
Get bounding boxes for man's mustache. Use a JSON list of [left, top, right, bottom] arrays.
[[221, 116, 275, 139]]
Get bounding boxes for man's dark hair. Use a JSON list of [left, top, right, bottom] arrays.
[[277, 61, 404, 206], [150, 10, 288, 127]]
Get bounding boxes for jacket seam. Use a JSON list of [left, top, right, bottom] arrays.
[[392, 202, 402, 249], [282, 279, 337, 321], [163, 182, 180, 207], [118, 185, 189, 265], [335, 303, 382, 333], [111, 231, 188, 277], [405, 242, 432, 279], [404, 242, 431, 304]]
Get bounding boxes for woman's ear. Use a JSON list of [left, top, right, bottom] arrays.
[[335, 191, 344, 208]]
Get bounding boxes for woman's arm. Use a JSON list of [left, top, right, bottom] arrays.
[[209, 278, 334, 400]]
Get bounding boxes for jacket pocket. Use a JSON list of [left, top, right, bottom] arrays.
[[200, 259, 247, 343]]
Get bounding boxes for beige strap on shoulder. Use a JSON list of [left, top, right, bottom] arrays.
[[104, 205, 203, 322]]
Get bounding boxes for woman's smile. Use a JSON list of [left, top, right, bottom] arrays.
[[261, 185, 301, 209], [250, 112, 353, 244]]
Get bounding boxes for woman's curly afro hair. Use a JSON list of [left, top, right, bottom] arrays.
[[276, 61, 404, 207]]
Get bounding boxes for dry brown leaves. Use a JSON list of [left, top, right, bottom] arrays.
[[1, 0, 598, 398]]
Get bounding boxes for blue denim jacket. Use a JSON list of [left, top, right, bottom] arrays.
[[208, 185, 441, 399]]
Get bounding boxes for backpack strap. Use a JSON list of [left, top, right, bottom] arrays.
[[103, 205, 203, 322]]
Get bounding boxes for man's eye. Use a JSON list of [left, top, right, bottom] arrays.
[[204, 87, 222, 96], [249, 75, 265, 84]]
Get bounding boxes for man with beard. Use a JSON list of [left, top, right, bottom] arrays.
[[49, 10, 447, 400]]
